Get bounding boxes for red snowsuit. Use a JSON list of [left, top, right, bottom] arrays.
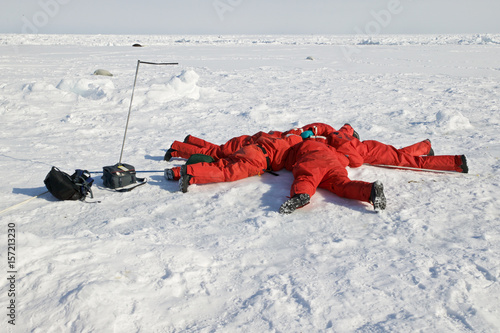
[[327, 131, 464, 172], [285, 140, 373, 203], [171, 134, 303, 186], [168, 131, 286, 160]]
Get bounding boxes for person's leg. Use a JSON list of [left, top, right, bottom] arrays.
[[416, 155, 467, 173], [398, 139, 433, 156], [178, 145, 267, 192], [218, 135, 252, 159], [169, 141, 219, 159], [173, 135, 253, 160], [319, 165, 372, 202], [319, 170, 386, 210], [363, 140, 466, 172], [184, 135, 218, 148]]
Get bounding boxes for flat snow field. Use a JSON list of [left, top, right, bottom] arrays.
[[1, 34, 500, 332]]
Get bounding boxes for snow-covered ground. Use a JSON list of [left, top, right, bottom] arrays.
[[1, 33, 500, 332]]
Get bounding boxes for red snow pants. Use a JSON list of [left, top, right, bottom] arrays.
[[170, 135, 252, 160], [173, 145, 268, 185], [398, 140, 431, 156], [290, 141, 373, 203], [362, 140, 462, 172]]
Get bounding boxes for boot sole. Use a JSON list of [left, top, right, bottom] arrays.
[[279, 194, 310, 214], [371, 181, 386, 211]]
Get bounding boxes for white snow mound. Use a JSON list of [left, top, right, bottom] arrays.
[[435, 109, 473, 132], [56, 78, 115, 100], [146, 70, 201, 102]]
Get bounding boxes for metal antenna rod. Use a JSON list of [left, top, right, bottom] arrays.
[[119, 60, 141, 165], [118, 60, 179, 164]]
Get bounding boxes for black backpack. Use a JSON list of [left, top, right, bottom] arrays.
[[44, 167, 94, 201]]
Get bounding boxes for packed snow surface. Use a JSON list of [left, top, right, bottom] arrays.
[[1, 34, 500, 332]]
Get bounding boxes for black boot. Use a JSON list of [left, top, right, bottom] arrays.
[[370, 181, 386, 211], [179, 165, 192, 193], [279, 193, 310, 214], [164, 168, 175, 181], [164, 148, 176, 162], [344, 123, 360, 140], [460, 155, 468, 173], [425, 139, 434, 156]]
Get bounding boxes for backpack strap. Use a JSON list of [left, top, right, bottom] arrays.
[[72, 169, 95, 200], [114, 177, 147, 192]]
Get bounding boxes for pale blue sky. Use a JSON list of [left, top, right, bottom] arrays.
[[2, 0, 499, 35]]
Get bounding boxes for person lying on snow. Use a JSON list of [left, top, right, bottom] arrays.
[[162, 123, 355, 162], [279, 139, 386, 215], [321, 129, 468, 173], [164, 131, 293, 180], [165, 133, 303, 193], [266, 122, 454, 171], [164, 131, 282, 162]]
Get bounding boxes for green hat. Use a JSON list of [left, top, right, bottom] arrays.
[[186, 154, 215, 165]]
